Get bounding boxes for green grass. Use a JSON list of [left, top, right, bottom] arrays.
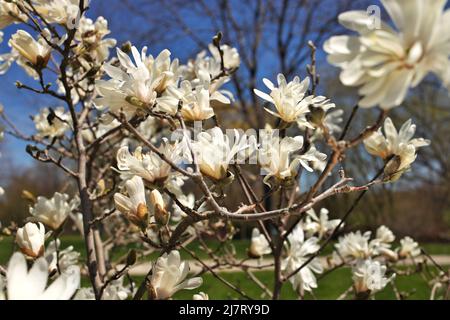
[[106, 267, 436, 300]]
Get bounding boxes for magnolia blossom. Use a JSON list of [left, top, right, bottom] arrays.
[[364, 118, 430, 180], [324, 0, 450, 109], [0, 1, 28, 29], [150, 189, 169, 226], [157, 84, 215, 121], [254, 74, 335, 126], [95, 46, 179, 120], [150, 250, 202, 300], [114, 176, 148, 227], [373, 225, 398, 260], [282, 224, 323, 292], [335, 231, 375, 261], [352, 259, 393, 296], [33, 107, 71, 139], [258, 131, 326, 185], [182, 43, 240, 81], [81, 119, 121, 143], [191, 127, 257, 181], [29, 193, 79, 230], [75, 277, 131, 300], [116, 141, 183, 184], [398, 236, 421, 259], [2, 252, 80, 300], [45, 240, 80, 274], [15, 222, 45, 258], [75, 16, 116, 64], [193, 292, 209, 300], [303, 208, 341, 239], [33, 0, 88, 26], [9, 30, 52, 67], [248, 228, 271, 258]]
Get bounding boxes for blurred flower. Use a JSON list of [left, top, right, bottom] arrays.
[[74, 277, 131, 300], [29, 192, 79, 230], [335, 231, 375, 261], [258, 131, 326, 186], [352, 259, 393, 296], [114, 176, 148, 228], [398, 236, 421, 259], [373, 225, 398, 261], [364, 118, 430, 181], [282, 224, 322, 292], [2, 252, 79, 300], [0, 1, 28, 29], [248, 228, 271, 258], [45, 240, 80, 274], [193, 292, 209, 300], [324, 0, 450, 108], [303, 208, 341, 239], [33, 0, 89, 26], [15, 222, 45, 258], [149, 250, 202, 300], [9, 30, 51, 68], [95, 46, 179, 120], [33, 107, 71, 139], [191, 127, 257, 181], [116, 141, 183, 185]]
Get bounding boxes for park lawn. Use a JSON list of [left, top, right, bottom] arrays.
[[79, 267, 437, 300]]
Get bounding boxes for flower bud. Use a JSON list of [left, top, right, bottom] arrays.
[[150, 190, 169, 226], [15, 222, 45, 258]]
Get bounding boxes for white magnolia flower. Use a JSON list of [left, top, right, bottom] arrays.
[[0, 1, 28, 29], [157, 83, 215, 121], [182, 43, 240, 80], [375, 225, 395, 244], [282, 224, 323, 292], [45, 240, 80, 274], [352, 259, 393, 295], [74, 277, 131, 300], [33, 0, 88, 26], [191, 127, 257, 181], [150, 250, 202, 300], [30, 192, 79, 230], [172, 193, 195, 222], [15, 222, 45, 258], [95, 46, 179, 120], [114, 175, 148, 227], [9, 30, 52, 67], [398, 236, 421, 259], [116, 140, 183, 184], [2, 252, 79, 300], [364, 118, 430, 180], [324, 0, 450, 109], [335, 231, 376, 261], [248, 228, 271, 258], [303, 208, 341, 239], [258, 131, 326, 185], [69, 212, 84, 236], [33, 107, 71, 139], [193, 292, 209, 300], [254, 74, 334, 126], [373, 225, 398, 261], [75, 16, 116, 64]]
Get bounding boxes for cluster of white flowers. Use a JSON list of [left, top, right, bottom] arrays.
[[364, 117, 430, 181], [334, 225, 422, 297]]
